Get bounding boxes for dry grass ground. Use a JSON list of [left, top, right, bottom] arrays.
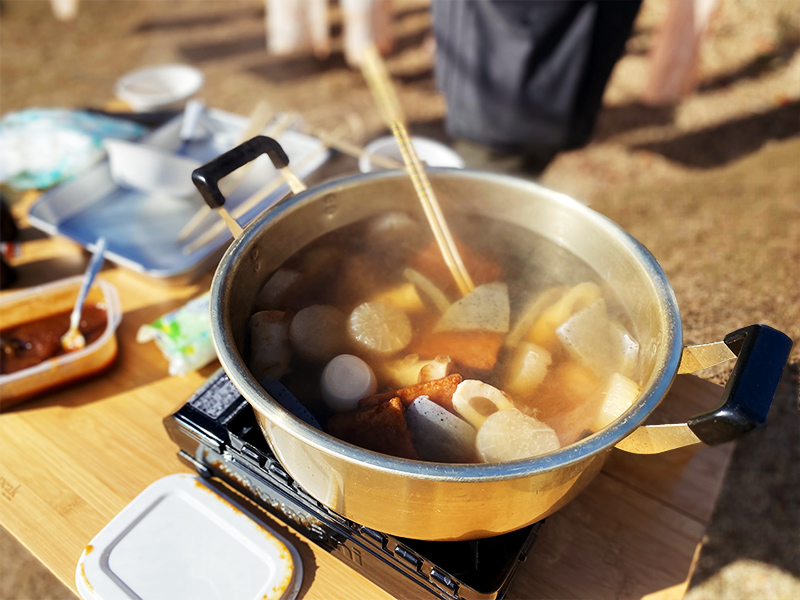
[[1, 0, 798, 598]]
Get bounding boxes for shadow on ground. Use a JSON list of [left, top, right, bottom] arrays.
[[687, 365, 800, 595], [635, 100, 800, 168], [698, 40, 800, 93]]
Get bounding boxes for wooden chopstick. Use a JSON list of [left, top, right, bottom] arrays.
[[360, 45, 474, 296], [309, 127, 403, 170]]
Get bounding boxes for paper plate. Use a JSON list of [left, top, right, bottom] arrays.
[[75, 473, 302, 600]]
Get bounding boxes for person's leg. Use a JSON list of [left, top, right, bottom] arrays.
[[642, 0, 720, 106], [432, 0, 641, 166], [341, 0, 394, 67]]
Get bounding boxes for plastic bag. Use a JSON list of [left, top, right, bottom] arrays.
[[136, 292, 217, 376]]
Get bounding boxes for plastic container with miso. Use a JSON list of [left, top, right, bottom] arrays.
[[0, 276, 121, 407]]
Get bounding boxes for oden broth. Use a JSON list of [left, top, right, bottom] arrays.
[[246, 211, 641, 464]]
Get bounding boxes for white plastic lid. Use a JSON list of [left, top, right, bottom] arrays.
[[75, 474, 302, 600]]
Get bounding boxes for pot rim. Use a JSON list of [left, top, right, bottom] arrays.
[[210, 168, 683, 482]]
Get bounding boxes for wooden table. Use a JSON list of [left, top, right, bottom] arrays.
[[0, 223, 734, 600]]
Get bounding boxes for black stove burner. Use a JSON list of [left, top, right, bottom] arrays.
[[164, 370, 542, 600]]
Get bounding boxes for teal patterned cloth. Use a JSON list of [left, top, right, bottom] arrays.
[[0, 108, 145, 189]]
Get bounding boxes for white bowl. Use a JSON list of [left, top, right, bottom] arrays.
[[115, 64, 204, 112], [359, 136, 465, 173], [104, 139, 201, 197]]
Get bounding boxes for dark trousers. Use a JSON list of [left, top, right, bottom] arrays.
[[432, 0, 642, 157]]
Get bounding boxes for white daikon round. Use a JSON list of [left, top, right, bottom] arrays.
[[289, 305, 346, 363], [476, 409, 560, 463], [321, 354, 378, 412]]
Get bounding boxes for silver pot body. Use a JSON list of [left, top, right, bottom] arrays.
[[210, 170, 682, 541]]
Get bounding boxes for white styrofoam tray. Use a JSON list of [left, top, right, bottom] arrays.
[[75, 473, 302, 600], [28, 109, 329, 283]]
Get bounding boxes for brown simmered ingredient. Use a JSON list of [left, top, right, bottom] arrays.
[[248, 310, 292, 380], [0, 305, 107, 375], [359, 373, 463, 412], [327, 397, 419, 460], [282, 246, 346, 312], [518, 361, 603, 446], [329, 254, 384, 308], [409, 330, 504, 371], [410, 238, 504, 295]]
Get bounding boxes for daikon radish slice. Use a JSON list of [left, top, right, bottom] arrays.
[[321, 354, 378, 412], [528, 282, 602, 349], [506, 286, 567, 348], [504, 342, 552, 399], [452, 379, 514, 429], [289, 305, 347, 363], [406, 395, 476, 463], [556, 299, 639, 377], [371, 282, 426, 314], [593, 373, 640, 431], [555, 299, 612, 374], [434, 282, 509, 333], [476, 409, 560, 463], [347, 301, 412, 356], [610, 320, 640, 379], [403, 268, 451, 314]]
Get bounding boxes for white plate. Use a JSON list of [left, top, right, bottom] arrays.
[[75, 473, 302, 600]]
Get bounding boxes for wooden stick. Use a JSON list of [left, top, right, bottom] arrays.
[[310, 128, 403, 170], [177, 103, 288, 242], [182, 144, 327, 255], [217, 207, 244, 238], [360, 45, 474, 295], [279, 166, 307, 194]]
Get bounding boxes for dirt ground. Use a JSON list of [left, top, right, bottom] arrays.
[[1, 0, 799, 599]]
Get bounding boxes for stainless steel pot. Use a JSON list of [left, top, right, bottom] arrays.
[[192, 136, 792, 541]]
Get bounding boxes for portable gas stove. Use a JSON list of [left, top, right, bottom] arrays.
[[164, 369, 543, 600]]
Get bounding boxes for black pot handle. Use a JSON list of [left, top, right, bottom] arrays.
[[616, 324, 792, 454], [192, 135, 290, 209], [687, 325, 793, 445]]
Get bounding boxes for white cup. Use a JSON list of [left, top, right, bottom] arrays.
[[359, 135, 466, 173]]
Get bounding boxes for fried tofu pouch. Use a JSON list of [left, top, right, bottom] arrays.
[[410, 330, 504, 371], [359, 373, 463, 412], [410, 238, 503, 295], [327, 397, 419, 460]]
